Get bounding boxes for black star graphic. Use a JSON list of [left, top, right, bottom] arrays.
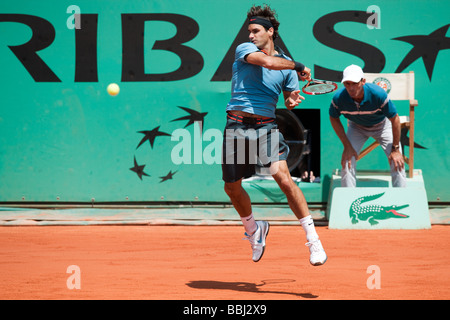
[[159, 170, 178, 183], [393, 24, 450, 80], [136, 126, 171, 149], [401, 128, 427, 153], [129, 156, 150, 180], [171, 106, 208, 132]]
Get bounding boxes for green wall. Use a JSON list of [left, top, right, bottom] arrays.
[[0, 0, 449, 204]]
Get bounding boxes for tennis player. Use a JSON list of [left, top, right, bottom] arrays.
[[329, 64, 407, 187], [222, 5, 327, 266]]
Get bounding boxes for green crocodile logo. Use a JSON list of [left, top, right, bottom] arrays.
[[350, 192, 409, 226]]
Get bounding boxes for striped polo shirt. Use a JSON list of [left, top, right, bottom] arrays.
[[329, 83, 398, 127]]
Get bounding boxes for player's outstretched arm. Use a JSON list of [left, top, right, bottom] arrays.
[[246, 52, 311, 80]]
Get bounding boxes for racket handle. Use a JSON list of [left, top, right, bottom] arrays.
[[300, 72, 311, 81]]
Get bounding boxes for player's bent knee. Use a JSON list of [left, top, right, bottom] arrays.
[[224, 181, 242, 199], [276, 175, 295, 194]]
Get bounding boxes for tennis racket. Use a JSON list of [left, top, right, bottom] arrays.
[[301, 78, 338, 95]]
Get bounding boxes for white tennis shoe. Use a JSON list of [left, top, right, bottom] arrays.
[[244, 221, 269, 262], [306, 239, 327, 266]]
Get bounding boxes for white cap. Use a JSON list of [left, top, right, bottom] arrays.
[[341, 64, 364, 83]]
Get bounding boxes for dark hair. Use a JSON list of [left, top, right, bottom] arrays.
[[247, 4, 280, 40]]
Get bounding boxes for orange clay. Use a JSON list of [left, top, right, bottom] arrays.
[[0, 225, 448, 300]]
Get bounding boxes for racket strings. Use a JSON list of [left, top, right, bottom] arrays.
[[303, 80, 337, 95]]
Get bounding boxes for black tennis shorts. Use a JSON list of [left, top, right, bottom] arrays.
[[221, 113, 289, 183]]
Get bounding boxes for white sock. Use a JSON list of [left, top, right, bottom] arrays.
[[299, 215, 319, 242], [241, 213, 258, 235]]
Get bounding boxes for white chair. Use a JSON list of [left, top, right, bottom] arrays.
[[357, 71, 418, 178]]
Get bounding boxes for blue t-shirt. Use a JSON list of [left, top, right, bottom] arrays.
[[329, 83, 398, 127], [226, 42, 299, 118]]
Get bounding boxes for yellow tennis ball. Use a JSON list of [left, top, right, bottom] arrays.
[[107, 83, 120, 96]]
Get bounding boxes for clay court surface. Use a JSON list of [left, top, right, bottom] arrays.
[[0, 225, 448, 300]]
